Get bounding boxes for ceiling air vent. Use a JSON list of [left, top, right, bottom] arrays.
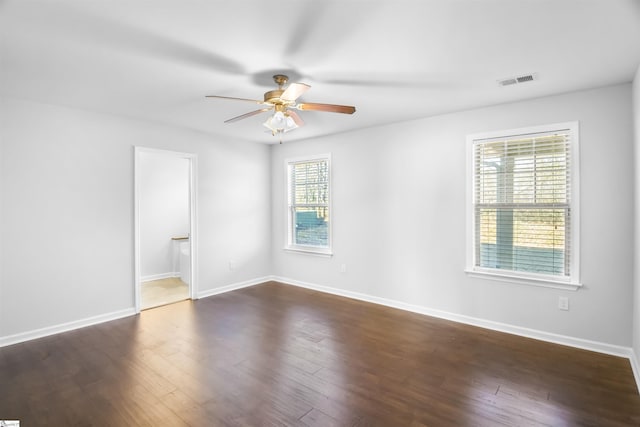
[[516, 74, 534, 83], [498, 73, 537, 87]]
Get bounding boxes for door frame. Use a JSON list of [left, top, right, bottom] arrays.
[[133, 146, 198, 313]]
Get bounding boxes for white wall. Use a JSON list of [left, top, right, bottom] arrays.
[[1, 83, 636, 352], [633, 66, 640, 361], [139, 151, 190, 279], [272, 83, 635, 347], [0, 97, 272, 339]]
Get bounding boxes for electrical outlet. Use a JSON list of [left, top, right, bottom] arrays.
[[340, 263, 347, 273], [558, 296, 569, 311]]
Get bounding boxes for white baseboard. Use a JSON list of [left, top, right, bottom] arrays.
[[0, 276, 268, 349], [630, 349, 640, 394], [0, 308, 136, 348], [197, 276, 274, 299], [142, 272, 180, 282], [3, 274, 638, 393], [273, 276, 635, 360]]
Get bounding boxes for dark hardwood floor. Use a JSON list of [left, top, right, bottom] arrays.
[[1, 281, 639, 426]]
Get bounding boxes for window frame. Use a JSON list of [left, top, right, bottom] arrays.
[[465, 122, 581, 290], [284, 153, 333, 256]]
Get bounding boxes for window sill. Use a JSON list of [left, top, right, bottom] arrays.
[[284, 246, 333, 257], [465, 268, 582, 291]]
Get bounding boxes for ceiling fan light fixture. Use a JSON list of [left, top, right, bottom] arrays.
[[263, 111, 299, 134]]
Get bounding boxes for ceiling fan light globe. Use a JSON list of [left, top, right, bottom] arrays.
[[262, 120, 274, 131], [273, 111, 286, 127], [262, 115, 276, 130], [285, 115, 298, 130], [263, 114, 283, 133]]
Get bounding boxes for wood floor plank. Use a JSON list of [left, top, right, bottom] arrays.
[[1, 281, 640, 426]]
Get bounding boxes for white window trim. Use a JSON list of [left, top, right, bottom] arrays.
[[284, 153, 333, 256], [465, 122, 581, 291]]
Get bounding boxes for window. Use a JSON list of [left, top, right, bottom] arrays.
[[467, 122, 580, 289], [286, 154, 332, 255]]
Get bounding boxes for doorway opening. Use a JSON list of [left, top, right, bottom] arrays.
[[134, 147, 198, 312]]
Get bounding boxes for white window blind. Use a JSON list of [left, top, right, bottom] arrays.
[[470, 123, 579, 285], [286, 155, 331, 253]]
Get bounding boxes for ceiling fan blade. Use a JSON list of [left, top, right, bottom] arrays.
[[283, 2, 331, 58], [286, 110, 305, 127], [281, 83, 311, 102], [318, 78, 444, 89], [46, 6, 246, 74], [224, 108, 273, 123], [206, 95, 266, 104], [296, 102, 356, 114]]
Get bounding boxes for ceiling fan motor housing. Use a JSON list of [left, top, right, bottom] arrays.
[[263, 89, 286, 104], [264, 75, 293, 104]]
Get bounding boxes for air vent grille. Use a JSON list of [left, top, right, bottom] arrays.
[[516, 75, 534, 83], [498, 73, 537, 87]]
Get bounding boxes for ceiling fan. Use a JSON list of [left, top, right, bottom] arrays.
[[206, 74, 356, 137]]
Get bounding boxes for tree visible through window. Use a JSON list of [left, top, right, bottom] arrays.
[[287, 155, 331, 252], [470, 123, 579, 284]]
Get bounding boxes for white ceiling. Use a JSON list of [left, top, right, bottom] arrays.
[[2, 0, 640, 144]]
